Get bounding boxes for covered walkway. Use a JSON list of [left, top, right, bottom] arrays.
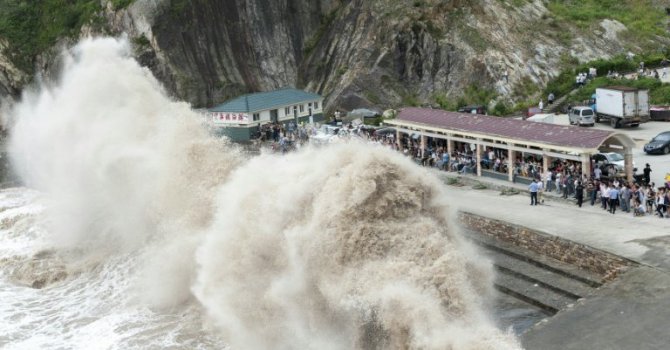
[[385, 107, 637, 182]]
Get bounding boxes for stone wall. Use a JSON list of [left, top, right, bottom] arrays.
[[459, 212, 635, 281]]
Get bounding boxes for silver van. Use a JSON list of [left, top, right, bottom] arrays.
[[569, 106, 595, 127]]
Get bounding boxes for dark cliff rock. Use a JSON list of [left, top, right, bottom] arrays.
[[0, 0, 668, 114], [148, 0, 334, 107]]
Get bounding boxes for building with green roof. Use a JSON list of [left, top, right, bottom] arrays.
[[207, 88, 325, 141]]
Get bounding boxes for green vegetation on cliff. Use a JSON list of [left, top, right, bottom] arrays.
[[546, 52, 668, 97], [567, 76, 670, 105], [546, 50, 670, 106], [433, 85, 510, 116], [547, 0, 668, 47], [0, 0, 104, 72], [111, 0, 134, 10]]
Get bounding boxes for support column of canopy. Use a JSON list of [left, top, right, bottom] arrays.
[[542, 150, 551, 178], [420, 134, 427, 157], [508, 144, 515, 182], [396, 129, 402, 150], [624, 149, 633, 183], [476, 139, 482, 177], [447, 135, 454, 156], [581, 153, 592, 181]]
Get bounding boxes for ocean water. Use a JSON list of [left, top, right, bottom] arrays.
[[0, 37, 521, 350]]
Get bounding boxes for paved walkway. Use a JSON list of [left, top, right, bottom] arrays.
[[439, 171, 669, 268], [434, 170, 670, 350]]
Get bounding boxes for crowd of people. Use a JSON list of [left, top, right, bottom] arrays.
[[392, 134, 669, 219], [253, 119, 396, 153], [528, 162, 669, 218], [256, 121, 669, 218], [255, 121, 326, 153]]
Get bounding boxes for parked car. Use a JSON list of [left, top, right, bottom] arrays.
[[458, 105, 487, 115], [373, 127, 396, 137], [568, 106, 595, 126], [592, 152, 635, 172], [643, 131, 670, 155]]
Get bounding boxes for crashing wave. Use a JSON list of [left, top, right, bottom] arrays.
[[3, 37, 521, 349]]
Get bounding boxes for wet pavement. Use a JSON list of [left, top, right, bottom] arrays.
[[522, 266, 670, 350]]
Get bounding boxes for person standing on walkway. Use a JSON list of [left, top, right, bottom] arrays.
[[601, 182, 610, 210], [590, 180, 599, 205], [575, 181, 585, 207], [656, 189, 667, 218], [545, 170, 554, 192], [646, 186, 656, 214], [539, 99, 544, 112], [609, 185, 620, 214], [620, 184, 631, 213], [562, 175, 570, 199], [587, 180, 596, 205], [548, 92, 555, 105], [632, 185, 642, 212], [643, 164, 652, 185], [529, 179, 539, 206]]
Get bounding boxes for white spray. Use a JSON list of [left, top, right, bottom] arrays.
[[193, 144, 521, 349], [6, 37, 521, 349], [8, 37, 242, 307]]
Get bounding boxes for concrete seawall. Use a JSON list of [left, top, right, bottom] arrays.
[[459, 212, 636, 282]]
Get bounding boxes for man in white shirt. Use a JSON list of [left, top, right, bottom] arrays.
[[545, 170, 553, 192], [600, 183, 609, 210]]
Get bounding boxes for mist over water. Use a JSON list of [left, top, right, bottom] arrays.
[[1, 37, 521, 349], [8, 37, 242, 308]]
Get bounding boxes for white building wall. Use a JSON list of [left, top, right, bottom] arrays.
[[259, 110, 271, 122], [247, 99, 326, 124], [282, 106, 292, 119]]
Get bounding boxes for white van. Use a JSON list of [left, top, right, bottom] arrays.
[[569, 106, 595, 127]]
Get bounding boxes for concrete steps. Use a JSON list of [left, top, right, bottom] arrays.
[[494, 270, 576, 314], [543, 88, 580, 114], [491, 249, 596, 299], [466, 230, 603, 316], [543, 96, 567, 114]]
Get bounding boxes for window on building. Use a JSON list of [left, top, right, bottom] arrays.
[[284, 107, 290, 116], [314, 101, 319, 110], [253, 113, 260, 121], [299, 104, 304, 113]]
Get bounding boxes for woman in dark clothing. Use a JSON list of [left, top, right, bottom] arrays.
[[575, 181, 585, 207]]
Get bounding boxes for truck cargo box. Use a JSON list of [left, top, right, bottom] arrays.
[[595, 86, 649, 119]]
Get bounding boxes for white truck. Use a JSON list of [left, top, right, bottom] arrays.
[[593, 87, 649, 128]]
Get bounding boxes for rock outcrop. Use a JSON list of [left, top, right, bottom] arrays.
[[0, 0, 669, 113]]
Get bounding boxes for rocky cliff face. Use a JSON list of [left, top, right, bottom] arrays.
[[103, 0, 337, 108], [1, 0, 669, 113]]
